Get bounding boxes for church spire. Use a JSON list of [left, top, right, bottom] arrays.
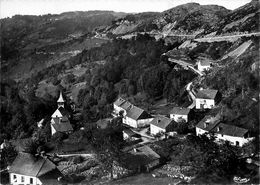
[[57, 91, 65, 108]]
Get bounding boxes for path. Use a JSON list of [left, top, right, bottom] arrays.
[[186, 82, 196, 109], [56, 153, 94, 158]]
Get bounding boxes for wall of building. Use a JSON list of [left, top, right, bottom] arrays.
[[196, 127, 208, 136], [198, 63, 211, 72], [51, 124, 57, 136], [195, 98, 215, 109], [137, 118, 153, 127], [215, 134, 254, 147], [170, 114, 188, 123], [10, 173, 41, 185], [150, 124, 166, 135], [51, 109, 63, 118], [125, 117, 138, 128]]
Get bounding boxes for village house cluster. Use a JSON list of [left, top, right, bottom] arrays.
[[2, 55, 256, 184]]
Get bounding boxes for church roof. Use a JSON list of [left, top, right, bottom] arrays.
[[51, 116, 73, 133], [57, 92, 65, 103]]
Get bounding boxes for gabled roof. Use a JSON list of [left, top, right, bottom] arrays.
[[114, 97, 126, 107], [120, 101, 133, 111], [211, 123, 249, 137], [126, 106, 151, 120], [130, 145, 160, 161], [52, 107, 70, 118], [196, 89, 218, 99], [199, 60, 211, 66], [57, 92, 65, 103], [196, 115, 221, 132], [96, 118, 112, 129], [9, 152, 57, 177], [170, 107, 190, 115], [51, 116, 73, 133], [150, 116, 174, 129]]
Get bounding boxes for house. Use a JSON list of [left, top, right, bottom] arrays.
[[196, 115, 221, 136], [169, 107, 190, 123], [123, 129, 141, 141], [96, 118, 112, 129], [9, 152, 63, 185], [128, 145, 160, 171], [211, 123, 254, 147], [196, 115, 254, 147], [195, 89, 218, 109], [197, 60, 211, 72], [150, 116, 175, 136], [113, 97, 133, 123], [113, 145, 160, 178], [50, 92, 73, 135], [125, 106, 153, 128]]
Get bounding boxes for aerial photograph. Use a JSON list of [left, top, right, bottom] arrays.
[[0, 0, 259, 184]]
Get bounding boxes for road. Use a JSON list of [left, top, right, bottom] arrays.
[[186, 82, 196, 109]]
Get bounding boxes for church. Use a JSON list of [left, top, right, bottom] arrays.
[[50, 92, 73, 136]]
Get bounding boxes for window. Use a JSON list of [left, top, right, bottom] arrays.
[[21, 176, 24, 182], [236, 141, 239, 146], [13, 175, 17, 182], [30, 178, 33, 184]]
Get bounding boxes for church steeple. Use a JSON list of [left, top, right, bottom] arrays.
[[57, 91, 65, 108]]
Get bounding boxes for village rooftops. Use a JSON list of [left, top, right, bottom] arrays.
[[9, 152, 57, 177], [211, 123, 249, 137], [196, 115, 221, 132], [126, 106, 151, 121], [51, 116, 73, 133], [169, 107, 190, 115], [196, 89, 218, 99], [150, 116, 174, 130]]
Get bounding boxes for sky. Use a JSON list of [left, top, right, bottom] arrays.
[[0, 0, 251, 18]]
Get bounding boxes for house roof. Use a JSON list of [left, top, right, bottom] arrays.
[[196, 115, 221, 132], [121, 145, 160, 169], [196, 89, 218, 99], [120, 101, 133, 111], [211, 123, 249, 137], [150, 116, 174, 129], [126, 106, 151, 120], [114, 97, 126, 107], [199, 60, 211, 66], [51, 116, 73, 133], [58, 107, 70, 117], [130, 145, 160, 161], [9, 152, 57, 177], [96, 118, 112, 129], [169, 107, 190, 115], [57, 92, 65, 103]]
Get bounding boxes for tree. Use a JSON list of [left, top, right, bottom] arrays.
[[0, 144, 17, 169]]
